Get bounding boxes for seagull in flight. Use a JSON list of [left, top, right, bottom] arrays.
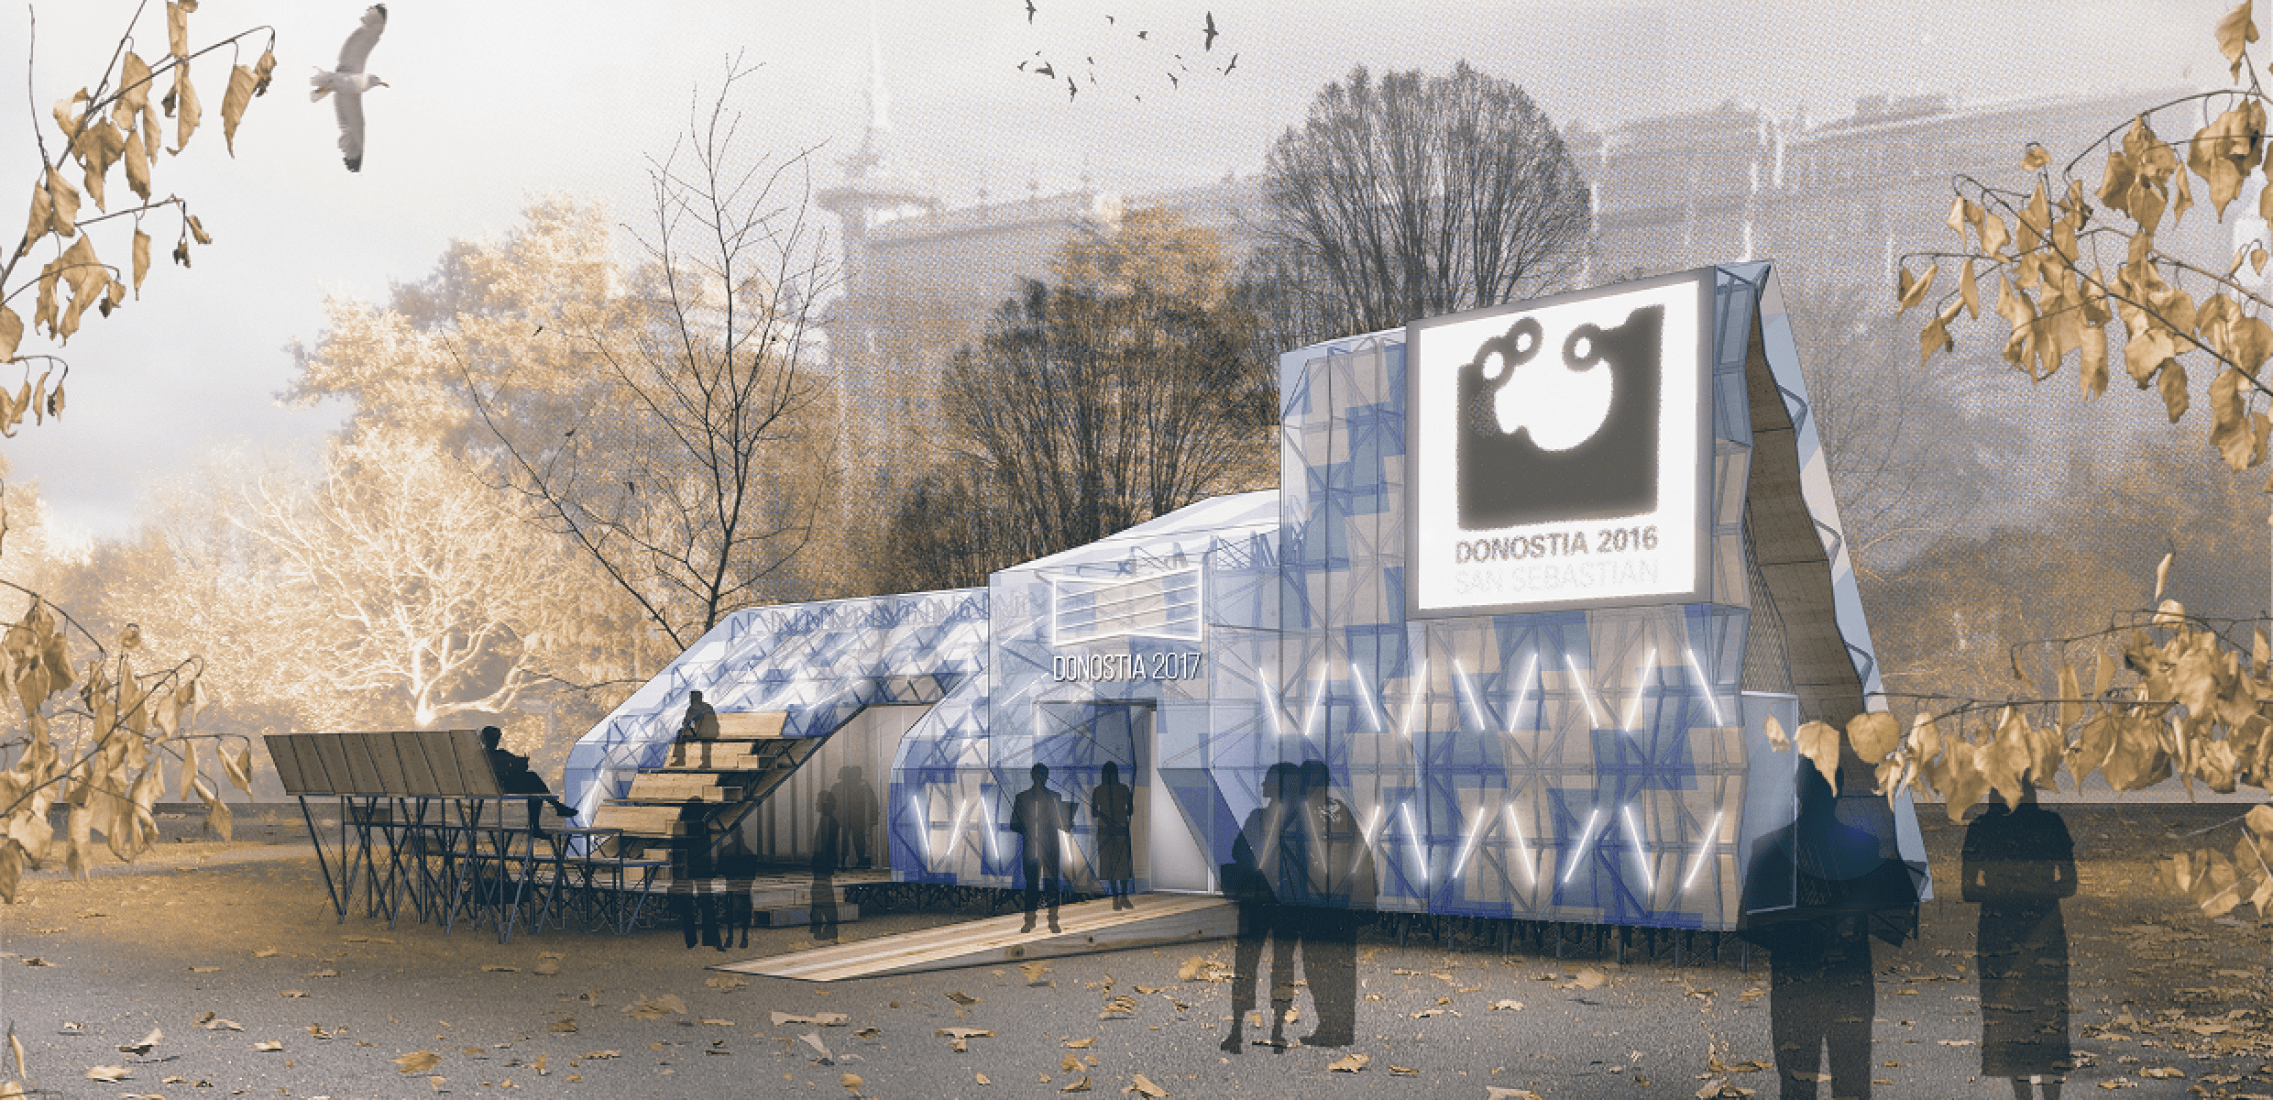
[[1202, 11, 1219, 50], [310, 4, 388, 171], [1025, 0, 1037, 22], [1222, 51, 1239, 75]]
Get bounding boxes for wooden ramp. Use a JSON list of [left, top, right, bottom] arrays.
[[716, 893, 1238, 982]]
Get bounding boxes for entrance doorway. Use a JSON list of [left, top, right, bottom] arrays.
[[1035, 700, 1211, 894]]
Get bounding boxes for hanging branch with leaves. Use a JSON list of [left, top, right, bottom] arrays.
[[1867, 1, 2273, 919], [1, 0, 276, 432]]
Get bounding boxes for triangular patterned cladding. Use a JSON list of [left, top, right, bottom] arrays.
[[563, 589, 988, 814], [1256, 265, 1923, 929]]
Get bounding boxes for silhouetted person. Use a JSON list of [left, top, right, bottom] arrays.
[[811, 789, 842, 942], [479, 726, 575, 833], [1296, 759, 1371, 1048], [1963, 780, 2074, 1100], [669, 689, 719, 766], [1741, 763, 1918, 1100], [1222, 762, 1300, 1054], [1010, 763, 1073, 932], [830, 766, 878, 871], [1092, 761, 1136, 910], [673, 800, 720, 950]]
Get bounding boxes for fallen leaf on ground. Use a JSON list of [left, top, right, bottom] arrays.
[[549, 1016, 577, 1033], [482, 965, 518, 973], [1489, 1000, 1524, 1011], [623, 994, 686, 1019], [86, 1066, 129, 1082], [1487, 1089, 1543, 1100], [934, 1027, 992, 1039], [1328, 1053, 1369, 1072], [1061, 1076, 1091, 1092], [854, 1027, 880, 1039], [253, 947, 279, 958], [705, 975, 746, 990], [397, 1051, 441, 1074], [280, 991, 307, 999], [1937, 1040, 1976, 1047], [701, 1019, 736, 1027], [771, 1012, 849, 1027], [190, 966, 220, 973], [800, 1033, 833, 1064], [1063, 1054, 1084, 1073], [1124, 1073, 1168, 1097], [1021, 962, 1051, 983], [1064, 1037, 1096, 1048], [1573, 969, 1606, 989], [2139, 1067, 2185, 1079], [840, 1072, 863, 1090], [975, 1073, 991, 1085], [1388, 1065, 1418, 1076], [532, 958, 561, 976], [252, 1040, 283, 1052], [22, 958, 49, 967], [946, 991, 978, 1006], [583, 1050, 620, 1059], [117, 1028, 161, 1055]]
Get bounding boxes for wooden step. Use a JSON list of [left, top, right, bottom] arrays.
[[628, 772, 743, 802], [716, 894, 1237, 982], [591, 802, 694, 837], [715, 711, 788, 738], [664, 740, 786, 769]]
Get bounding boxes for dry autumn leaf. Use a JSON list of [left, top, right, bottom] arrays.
[[1124, 1073, 1168, 1097], [1061, 1076, 1092, 1092], [396, 1050, 440, 1074]]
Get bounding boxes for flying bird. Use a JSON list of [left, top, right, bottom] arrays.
[[310, 4, 388, 172], [1166, 71, 1178, 89], [1222, 51, 1239, 75], [1067, 75, 1079, 100], [1202, 11, 1218, 50], [1025, 0, 1037, 22], [1137, 30, 1149, 39], [1035, 60, 1056, 78]]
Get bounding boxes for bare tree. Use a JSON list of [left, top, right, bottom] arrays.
[[931, 211, 1263, 574], [1254, 62, 1590, 343], [473, 64, 839, 651]]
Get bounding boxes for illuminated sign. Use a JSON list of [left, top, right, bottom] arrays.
[[1406, 270, 1712, 616], [1047, 565, 1203, 646]]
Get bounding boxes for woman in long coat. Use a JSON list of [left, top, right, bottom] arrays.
[[1962, 780, 2075, 1099], [1092, 761, 1135, 909]]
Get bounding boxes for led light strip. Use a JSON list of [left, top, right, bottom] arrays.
[[944, 797, 974, 868], [1565, 654, 1607, 728], [1620, 647, 1658, 732], [1399, 659, 1429, 740], [1301, 666, 1326, 742], [1620, 803, 1655, 897], [1684, 647, 1726, 727], [1508, 653, 1538, 732], [1504, 803, 1537, 887], [1681, 810, 1727, 893], [1351, 661, 1385, 734], [1400, 802, 1428, 889], [978, 795, 1003, 863], [1561, 807, 1603, 885], [1448, 802, 1490, 881], [1255, 670, 1285, 738], [1453, 658, 1488, 732]]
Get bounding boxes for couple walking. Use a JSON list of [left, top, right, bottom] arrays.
[[1221, 760, 1377, 1051], [1007, 761, 1138, 933]]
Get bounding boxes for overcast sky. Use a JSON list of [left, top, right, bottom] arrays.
[[0, 1, 2209, 541]]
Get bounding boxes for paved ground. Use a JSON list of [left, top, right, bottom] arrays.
[[1, 805, 2270, 1099]]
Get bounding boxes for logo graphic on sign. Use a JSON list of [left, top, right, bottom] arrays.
[[1407, 270, 1710, 616], [1456, 305, 1664, 529]]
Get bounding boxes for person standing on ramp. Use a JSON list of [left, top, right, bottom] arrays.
[[1010, 763, 1074, 932]]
